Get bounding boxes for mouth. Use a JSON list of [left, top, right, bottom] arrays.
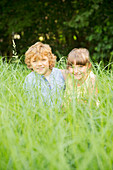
[[74, 73, 82, 76], [36, 67, 44, 70]]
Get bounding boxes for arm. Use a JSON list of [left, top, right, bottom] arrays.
[[60, 69, 69, 81]]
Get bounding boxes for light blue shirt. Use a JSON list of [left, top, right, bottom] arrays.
[[23, 68, 65, 107]]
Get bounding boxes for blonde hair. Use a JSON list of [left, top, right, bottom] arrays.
[[67, 48, 91, 68], [25, 42, 56, 70]]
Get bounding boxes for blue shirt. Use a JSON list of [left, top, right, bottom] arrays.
[[23, 68, 65, 107]]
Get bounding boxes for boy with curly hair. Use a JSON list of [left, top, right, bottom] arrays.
[[24, 42, 65, 107]]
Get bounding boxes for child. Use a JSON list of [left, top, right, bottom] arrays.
[[23, 42, 65, 107], [62, 48, 97, 103]]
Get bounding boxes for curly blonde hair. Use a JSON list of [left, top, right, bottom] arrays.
[[67, 48, 91, 68], [25, 42, 56, 70]]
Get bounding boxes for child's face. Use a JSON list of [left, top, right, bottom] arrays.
[[68, 60, 88, 80], [31, 56, 50, 76]]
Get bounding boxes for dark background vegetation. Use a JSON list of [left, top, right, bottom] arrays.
[[0, 0, 113, 65]]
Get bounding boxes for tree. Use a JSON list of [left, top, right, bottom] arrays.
[[0, 0, 113, 65], [65, 0, 113, 65], [0, 0, 74, 60]]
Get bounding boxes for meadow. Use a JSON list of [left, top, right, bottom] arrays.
[[0, 59, 113, 170]]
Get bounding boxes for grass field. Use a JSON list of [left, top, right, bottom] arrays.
[[0, 60, 113, 170]]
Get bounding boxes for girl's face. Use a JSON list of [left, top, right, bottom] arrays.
[[30, 56, 51, 77], [68, 60, 88, 80]]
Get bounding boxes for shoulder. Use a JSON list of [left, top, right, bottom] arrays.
[[52, 68, 64, 79], [90, 71, 96, 80], [52, 67, 61, 73], [25, 72, 36, 81], [24, 72, 39, 86], [90, 71, 96, 79], [23, 71, 40, 89], [51, 68, 65, 85], [89, 71, 96, 86], [23, 72, 34, 89]]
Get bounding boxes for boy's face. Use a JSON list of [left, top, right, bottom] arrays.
[[68, 60, 88, 80], [31, 56, 50, 76]]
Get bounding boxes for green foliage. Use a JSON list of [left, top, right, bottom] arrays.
[[0, 0, 74, 58], [0, 0, 113, 65], [66, 0, 113, 65], [0, 61, 113, 169]]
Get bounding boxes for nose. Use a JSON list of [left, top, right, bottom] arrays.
[[74, 67, 78, 73], [36, 60, 42, 66]]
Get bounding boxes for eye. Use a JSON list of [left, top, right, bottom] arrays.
[[79, 65, 83, 68], [42, 58, 46, 61]]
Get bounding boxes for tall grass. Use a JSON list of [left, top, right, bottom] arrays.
[[0, 59, 113, 170]]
